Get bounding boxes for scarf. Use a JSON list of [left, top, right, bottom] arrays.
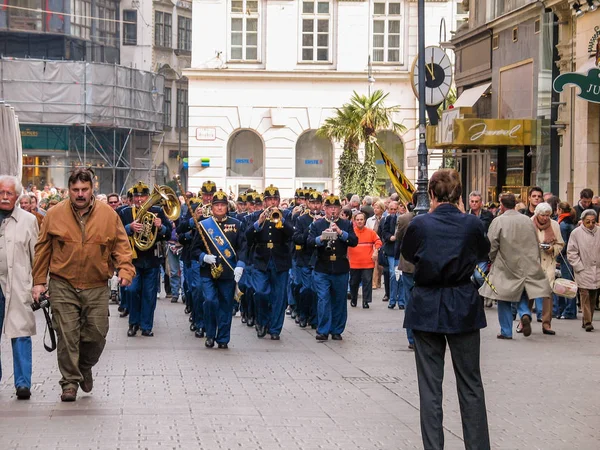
[[557, 212, 571, 224], [533, 215, 556, 244]]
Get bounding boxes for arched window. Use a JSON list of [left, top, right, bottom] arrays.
[[295, 130, 333, 178], [376, 130, 404, 180], [227, 129, 264, 177]]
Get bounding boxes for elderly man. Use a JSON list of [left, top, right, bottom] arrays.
[[32, 168, 135, 402], [480, 193, 552, 339], [360, 196, 375, 219], [19, 194, 43, 227], [0, 175, 39, 400], [29, 193, 46, 216]]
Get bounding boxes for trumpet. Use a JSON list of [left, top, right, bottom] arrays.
[[323, 214, 338, 251], [266, 206, 284, 228]]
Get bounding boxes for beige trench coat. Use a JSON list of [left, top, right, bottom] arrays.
[[479, 210, 551, 302], [566, 225, 600, 290], [532, 218, 564, 284], [0, 208, 39, 338]]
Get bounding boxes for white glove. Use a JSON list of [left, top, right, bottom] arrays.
[[394, 268, 402, 281], [203, 254, 217, 265], [234, 267, 244, 283]]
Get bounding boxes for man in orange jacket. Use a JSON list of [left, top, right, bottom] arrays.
[[348, 212, 382, 308]]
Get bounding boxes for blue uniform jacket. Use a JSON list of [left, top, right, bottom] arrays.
[[119, 205, 172, 269], [401, 204, 490, 334], [293, 212, 321, 267], [192, 216, 247, 280], [307, 217, 358, 274], [245, 209, 294, 271]]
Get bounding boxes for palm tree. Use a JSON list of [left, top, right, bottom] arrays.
[[318, 90, 406, 197]]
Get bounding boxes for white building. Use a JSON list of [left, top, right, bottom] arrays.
[[186, 0, 466, 197], [119, 0, 193, 188]]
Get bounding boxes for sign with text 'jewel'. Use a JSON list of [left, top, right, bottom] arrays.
[[553, 69, 600, 104]]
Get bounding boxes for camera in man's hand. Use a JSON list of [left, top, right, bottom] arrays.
[[539, 243, 551, 251], [31, 293, 50, 311]]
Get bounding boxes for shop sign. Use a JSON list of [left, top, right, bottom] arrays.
[[195, 127, 216, 141], [553, 69, 600, 104], [453, 119, 538, 146], [235, 158, 253, 164], [304, 159, 323, 165], [20, 125, 69, 150]]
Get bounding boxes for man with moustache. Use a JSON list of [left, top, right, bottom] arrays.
[[32, 168, 135, 402]]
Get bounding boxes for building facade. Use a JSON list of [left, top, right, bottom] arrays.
[[186, 0, 466, 198]]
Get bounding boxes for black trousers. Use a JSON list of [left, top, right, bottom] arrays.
[[413, 330, 490, 450], [349, 268, 374, 304]]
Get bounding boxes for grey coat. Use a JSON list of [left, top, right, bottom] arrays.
[[479, 209, 551, 302], [566, 225, 600, 290]]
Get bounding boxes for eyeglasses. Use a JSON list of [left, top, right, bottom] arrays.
[[0, 190, 15, 197]]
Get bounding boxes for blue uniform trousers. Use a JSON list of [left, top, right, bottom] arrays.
[[287, 261, 299, 308], [119, 285, 130, 311], [201, 277, 236, 344], [297, 266, 315, 321], [238, 266, 256, 319], [0, 288, 32, 388], [254, 259, 289, 335], [129, 266, 159, 332], [313, 271, 349, 336], [387, 257, 405, 307], [182, 264, 192, 310], [188, 260, 205, 331]]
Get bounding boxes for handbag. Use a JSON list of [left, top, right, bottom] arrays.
[[552, 253, 578, 299]]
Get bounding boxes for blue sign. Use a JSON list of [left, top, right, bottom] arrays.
[[304, 159, 323, 165], [235, 158, 250, 164], [376, 159, 384, 165]]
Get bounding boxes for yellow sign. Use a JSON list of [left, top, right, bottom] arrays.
[[21, 129, 39, 137], [453, 119, 538, 146]]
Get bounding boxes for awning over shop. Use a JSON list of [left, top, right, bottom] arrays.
[[452, 83, 492, 108], [427, 118, 541, 149]]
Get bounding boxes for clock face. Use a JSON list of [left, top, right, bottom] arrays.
[[411, 46, 453, 106]]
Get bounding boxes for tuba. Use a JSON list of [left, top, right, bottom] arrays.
[[132, 185, 181, 251]]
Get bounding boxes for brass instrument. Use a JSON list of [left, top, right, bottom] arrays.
[[132, 185, 181, 251], [173, 176, 223, 279], [323, 214, 338, 251], [200, 204, 212, 218], [266, 206, 284, 228]]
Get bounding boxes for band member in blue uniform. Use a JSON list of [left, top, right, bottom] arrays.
[[192, 190, 247, 349], [120, 181, 172, 337], [116, 188, 134, 318], [238, 191, 257, 326], [307, 194, 358, 341], [246, 185, 294, 340], [236, 192, 247, 216], [293, 191, 324, 328]]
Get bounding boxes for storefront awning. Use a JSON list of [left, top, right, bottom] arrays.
[[453, 83, 492, 108]]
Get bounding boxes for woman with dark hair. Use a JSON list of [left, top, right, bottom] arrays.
[[555, 201, 577, 319], [340, 208, 353, 221], [401, 169, 490, 450]]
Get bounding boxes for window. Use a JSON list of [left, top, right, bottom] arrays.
[[492, 34, 499, 50], [227, 130, 264, 178], [512, 27, 518, 42], [176, 89, 188, 128], [373, 1, 401, 63], [155, 12, 172, 47], [295, 131, 333, 178], [164, 87, 172, 127], [301, 1, 331, 62], [177, 16, 192, 51], [123, 10, 137, 45], [230, 1, 259, 61]]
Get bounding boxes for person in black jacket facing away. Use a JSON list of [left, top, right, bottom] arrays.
[[401, 169, 491, 450], [307, 194, 358, 341]]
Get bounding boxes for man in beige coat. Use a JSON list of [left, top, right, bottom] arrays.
[[480, 193, 552, 339], [0, 175, 39, 400]]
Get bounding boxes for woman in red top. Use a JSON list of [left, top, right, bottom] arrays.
[[348, 212, 382, 308]]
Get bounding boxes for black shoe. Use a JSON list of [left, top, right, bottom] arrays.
[[285, 307, 292, 315], [382, 295, 389, 302], [316, 333, 328, 341], [398, 305, 405, 310], [241, 314, 247, 324], [256, 325, 267, 338], [299, 319, 307, 328], [127, 324, 138, 337], [311, 324, 317, 330], [119, 309, 129, 318], [117, 306, 124, 312], [190, 324, 197, 332], [184, 306, 191, 314], [270, 334, 280, 340], [295, 316, 300, 324], [171, 297, 178, 303], [246, 317, 255, 327], [141, 329, 154, 337], [217, 343, 228, 349], [331, 334, 342, 341], [363, 303, 369, 309], [537, 318, 543, 323], [542, 328, 556, 335], [388, 304, 395, 309], [188, 315, 193, 322], [195, 329, 205, 338], [408, 344, 415, 350], [205, 338, 215, 348], [350, 300, 357, 307], [347, 292, 352, 300], [16, 386, 31, 400]]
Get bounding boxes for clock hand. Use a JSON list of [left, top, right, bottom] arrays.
[[425, 63, 435, 81]]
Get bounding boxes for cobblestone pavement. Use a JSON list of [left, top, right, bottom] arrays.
[[1, 288, 600, 450]]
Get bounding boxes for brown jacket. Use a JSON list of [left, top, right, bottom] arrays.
[[31, 209, 44, 228], [395, 212, 415, 273], [32, 197, 135, 289]]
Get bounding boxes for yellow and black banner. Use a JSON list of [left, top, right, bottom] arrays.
[[373, 141, 416, 205]]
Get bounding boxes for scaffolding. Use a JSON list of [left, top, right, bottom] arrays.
[[0, 57, 165, 191]]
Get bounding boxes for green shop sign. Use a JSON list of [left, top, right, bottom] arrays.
[[553, 68, 600, 104], [20, 125, 69, 151]]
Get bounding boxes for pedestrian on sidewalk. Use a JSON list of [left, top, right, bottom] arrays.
[[0, 175, 39, 400], [32, 168, 135, 402], [401, 169, 491, 450], [347, 212, 381, 309]]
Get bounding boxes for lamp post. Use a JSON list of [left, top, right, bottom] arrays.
[[413, 0, 430, 215]]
